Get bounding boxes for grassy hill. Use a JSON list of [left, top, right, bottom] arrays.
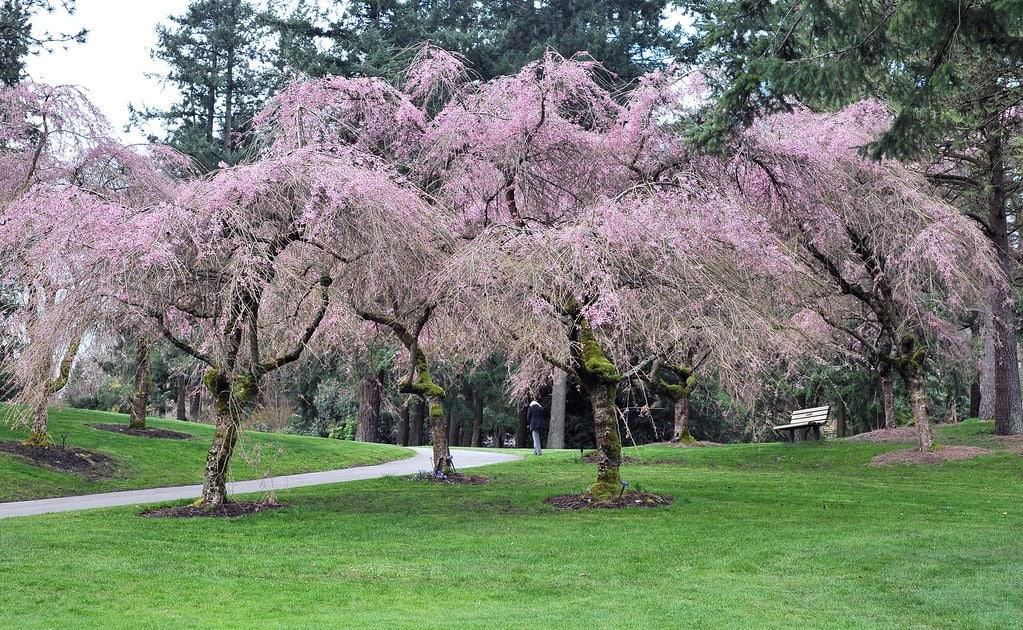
[[0, 420, 1020, 628], [0, 407, 413, 502]]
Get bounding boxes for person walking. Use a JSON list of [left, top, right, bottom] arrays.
[[528, 400, 546, 455]]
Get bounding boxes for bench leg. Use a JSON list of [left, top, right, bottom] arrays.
[[813, 425, 822, 441]]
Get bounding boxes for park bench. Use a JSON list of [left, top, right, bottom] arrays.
[[773, 405, 830, 442]]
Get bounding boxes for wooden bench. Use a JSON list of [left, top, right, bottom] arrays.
[[773, 405, 830, 442]]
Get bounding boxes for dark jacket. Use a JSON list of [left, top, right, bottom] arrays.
[[527, 404, 546, 432]]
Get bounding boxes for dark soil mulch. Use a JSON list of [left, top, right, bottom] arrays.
[[141, 499, 284, 518], [544, 491, 674, 510], [0, 440, 118, 480], [870, 445, 991, 466], [413, 471, 490, 484], [90, 423, 193, 440], [845, 427, 920, 443]]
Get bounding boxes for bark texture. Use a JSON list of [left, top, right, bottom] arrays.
[[574, 319, 623, 500], [672, 396, 693, 444], [175, 374, 187, 422], [23, 336, 81, 447], [129, 340, 151, 430], [198, 369, 248, 507], [880, 365, 895, 430], [547, 369, 567, 449], [982, 125, 1023, 435], [355, 370, 381, 443], [397, 400, 410, 446], [409, 400, 424, 445]]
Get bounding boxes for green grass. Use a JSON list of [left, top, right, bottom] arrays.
[[1, 419, 1020, 628], [0, 406, 413, 501]]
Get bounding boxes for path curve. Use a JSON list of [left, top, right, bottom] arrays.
[[0, 447, 520, 520]]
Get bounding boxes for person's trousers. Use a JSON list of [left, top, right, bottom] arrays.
[[532, 430, 542, 455]]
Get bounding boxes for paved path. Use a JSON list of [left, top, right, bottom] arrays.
[[0, 447, 520, 520]]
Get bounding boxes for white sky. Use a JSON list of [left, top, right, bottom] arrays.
[[24, 1, 192, 144]]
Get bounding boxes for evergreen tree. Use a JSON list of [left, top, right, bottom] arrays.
[[137, 0, 274, 170], [683, 0, 1023, 435], [269, 0, 680, 82], [0, 0, 86, 87]]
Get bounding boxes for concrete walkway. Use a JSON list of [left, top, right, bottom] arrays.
[[0, 447, 521, 520]]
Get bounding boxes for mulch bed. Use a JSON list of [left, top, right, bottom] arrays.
[[90, 423, 193, 440], [994, 435, 1023, 455], [413, 471, 490, 484], [0, 440, 118, 480], [845, 427, 920, 443], [141, 499, 284, 518], [870, 445, 991, 466], [544, 491, 674, 510]]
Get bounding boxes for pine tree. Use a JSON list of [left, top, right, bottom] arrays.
[[137, 0, 273, 171], [269, 0, 680, 82], [0, 0, 86, 87]]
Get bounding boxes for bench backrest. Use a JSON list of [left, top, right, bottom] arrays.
[[790, 405, 830, 424]]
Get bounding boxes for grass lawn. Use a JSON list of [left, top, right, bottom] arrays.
[[0, 406, 413, 501], [0, 419, 1020, 628]]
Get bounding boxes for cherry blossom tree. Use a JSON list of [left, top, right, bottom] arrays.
[[0, 83, 175, 445], [116, 143, 441, 506], [425, 56, 798, 498], [734, 101, 1002, 451], [248, 45, 463, 473]]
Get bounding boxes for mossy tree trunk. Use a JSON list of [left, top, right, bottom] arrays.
[[672, 395, 695, 445], [426, 393, 452, 473], [23, 335, 81, 448], [198, 368, 254, 507], [129, 340, 151, 430], [572, 318, 623, 500]]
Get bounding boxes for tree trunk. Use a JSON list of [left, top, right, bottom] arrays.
[[23, 335, 81, 447], [446, 405, 458, 447], [175, 374, 187, 421], [983, 125, 1023, 435], [902, 371, 934, 452], [514, 404, 528, 448], [494, 428, 503, 448], [671, 394, 696, 444], [470, 395, 483, 447], [979, 305, 997, 421], [548, 368, 567, 449], [575, 319, 623, 500], [129, 340, 150, 430], [409, 399, 424, 446], [200, 402, 239, 507], [25, 397, 50, 447], [586, 382, 622, 499], [969, 377, 981, 418], [397, 399, 410, 446], [189, 384, 201, 420], [427, 395, 452, 472], [355, 370, 381, 443], [199, 373, 240, 507], [880, 365, 895, 430]]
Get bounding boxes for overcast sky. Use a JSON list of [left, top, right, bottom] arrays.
[[24, 1, 192, 144]]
